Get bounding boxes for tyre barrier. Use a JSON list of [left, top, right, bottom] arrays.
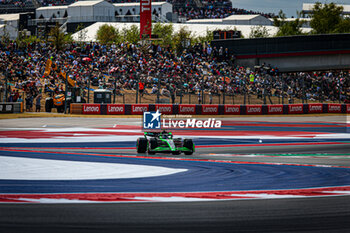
[[71, 103, 350, 115]]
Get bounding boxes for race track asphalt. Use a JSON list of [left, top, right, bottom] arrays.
[[1, 196, 350, 233]]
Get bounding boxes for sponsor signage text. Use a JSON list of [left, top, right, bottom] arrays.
[[246, 105, 262, 115], [288, 104, 303, 114], [308, 104, 323, 113], [202, 105, 219, 115], [82, 104, 100, 114], [107, 104, 125, 115], [132, 104, 149, 115], [224, 105, 240, 115], [268, 105, 283, 114]]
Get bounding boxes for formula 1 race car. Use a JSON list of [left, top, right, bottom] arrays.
[[136, 131, 195, 155]]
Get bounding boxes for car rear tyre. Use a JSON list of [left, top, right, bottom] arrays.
[[137, 138, 147, 153], [183, 139, 194, 155]]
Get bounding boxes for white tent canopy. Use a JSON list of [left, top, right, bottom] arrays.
[[72, 22, 280, 41], [67, 0, 115, 23], [222, 15, 272, 26], [0, 14, 20, 40]]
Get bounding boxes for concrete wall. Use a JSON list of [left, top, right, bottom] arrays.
[[213, 34, 350, 72]]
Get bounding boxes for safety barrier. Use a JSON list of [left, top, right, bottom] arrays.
[[71, 103, 350, 115], [0, 102, 23, 113]]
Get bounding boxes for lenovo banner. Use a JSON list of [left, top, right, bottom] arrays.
[[178, 104, 196, 115], [327, 104, 342, 113], [131, 104, 149, 115], [267, 105, 283, 114], [107, 104, 125, 115], [140, 0, 152, 39], [82, 104, 101, 114], [308, 103, 323, 113], [288, 104, 303, 114], [224, 105, 240, 115], [246, 105, 262, 115], [155, 104, 173, 114], [202, 105, 219, 115]]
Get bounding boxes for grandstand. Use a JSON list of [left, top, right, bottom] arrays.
[[0, 0, 35, 14]]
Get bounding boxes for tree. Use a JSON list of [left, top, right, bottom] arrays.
[[49, 23, 71, 50], [152, 22, 174, 47], [173, 26, 192, 55], [122, 25, 140, 44], [17, 33, 42, 48], [75, 23, 88, 43], [333, 17, 350, 33], [249, 25, 269, 38], [195, 28, 214, 44], [1, 24, 10, 44], [17, 30, 29, 48], [273, 10, 305, 37], [310, 2, 344, 34], [96, 24, 120, 44]]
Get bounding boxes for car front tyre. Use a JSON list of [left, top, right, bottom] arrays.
[[137, 138, 147, 153]]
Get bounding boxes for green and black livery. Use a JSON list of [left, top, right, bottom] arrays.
[[137, 131, 195, 155]]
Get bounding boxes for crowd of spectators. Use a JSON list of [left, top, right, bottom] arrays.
[[0, 0, 33, 7], [37, 0, 75, 6], [172, 0, 275, 20], [1, 40, 349, 108]]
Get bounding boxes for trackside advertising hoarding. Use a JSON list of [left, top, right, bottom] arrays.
[[0, 103, 13, 113], [224, 105, 240, 115], [76, 103, 348, 115], [178, 104, 196, 114], [131, 104, 149, 115], [202, 105, 219, 115], [246, 105, 262, 115], [107, 104, 125, 115], [268, 105, 283, 114], [288, 104, 303, 114], [327, 104, 342, 113], [155, 104, 173, 114], [308, 103, 323, 113], [82, 104, 101, 114]]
